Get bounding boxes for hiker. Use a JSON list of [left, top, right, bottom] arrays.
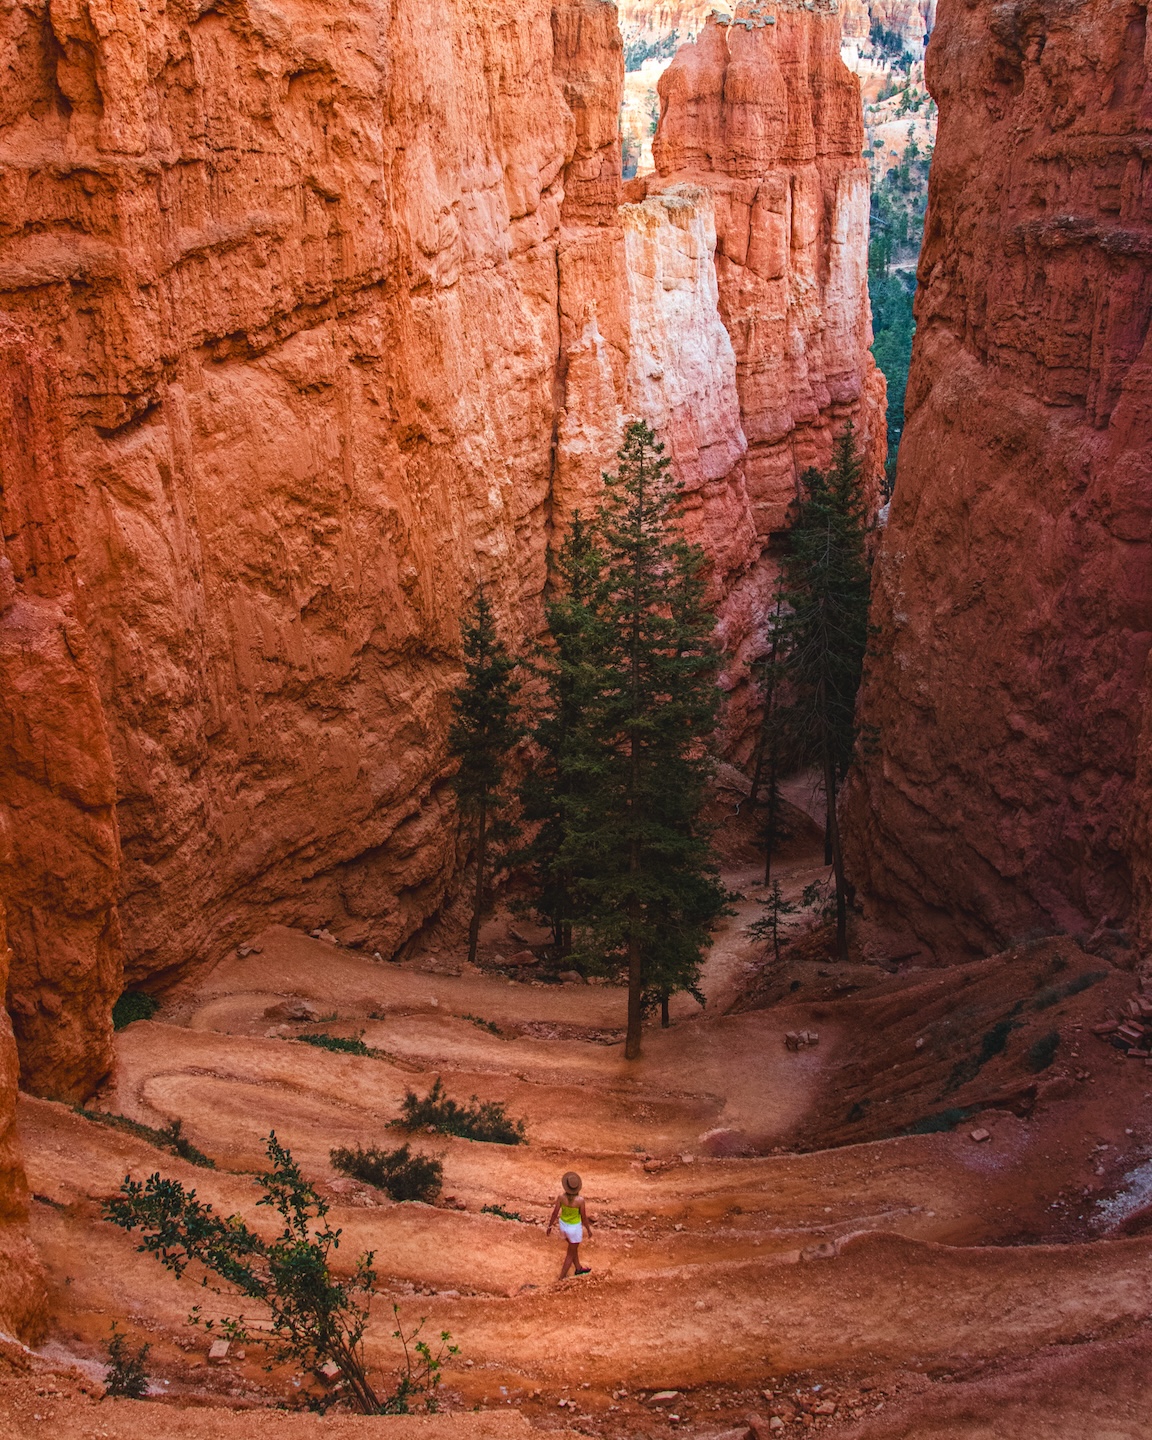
[[546, 1170, 592, 1279]]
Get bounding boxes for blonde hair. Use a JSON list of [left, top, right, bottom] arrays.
[[562, 1171, 582, 1196]]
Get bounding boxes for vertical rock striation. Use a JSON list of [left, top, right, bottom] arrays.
[[0, 328, 122, 1099], [0, 0, 881, 1115], [843, 0, 1152, 958], [651, 3, 886, 542]]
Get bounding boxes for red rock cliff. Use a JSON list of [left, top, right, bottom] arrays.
[[652, 3, 886, 544], [0, 0, 881, 1108], [0, 329, 122, 1100], [843, 0, 1152, 958]]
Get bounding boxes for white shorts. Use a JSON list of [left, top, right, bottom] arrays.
[[559, 1219, 583, 1244]]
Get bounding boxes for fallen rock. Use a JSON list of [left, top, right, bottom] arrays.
[[310, 929, 339, 944], [558, 970, 585, 984], [263, 999, 320, 1023], [649, 1391, 679, 1404], [319, 1360, 341, 1383], [504, 950, 540, 967], [970, 1128, 991, 1143], [801, 1241, 837, 1262], [207, 1340, 230, 1364]]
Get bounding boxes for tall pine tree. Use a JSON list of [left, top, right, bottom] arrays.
[[517, 514, 603, 952], [780, 425, 871, 961], [448, 589, 523, 966], [564, 421, 726, 1058], [749, 585, 796, 884]]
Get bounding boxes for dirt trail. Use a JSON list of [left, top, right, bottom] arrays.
[[12, 831, 1152, 1437]]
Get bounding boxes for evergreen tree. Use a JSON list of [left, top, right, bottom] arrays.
[[747, 880, 799, 962], [448, 589, 523, 966], [749, 586, 796, 883], [780, 425, 871, 962], [517, 515, 603, 952], [564, 421, 727, 1058]]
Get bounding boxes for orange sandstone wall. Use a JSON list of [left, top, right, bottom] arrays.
[[843, 0, 1152, 959], [0, 890, 48, 1341], [0, 0, 879, 1104], [0, 0, 590, 1002], [0, 329, 122, 1100], [652, 2, 886, 543]]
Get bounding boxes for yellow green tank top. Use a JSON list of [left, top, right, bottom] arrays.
[[560, 1201, 581, 1224]]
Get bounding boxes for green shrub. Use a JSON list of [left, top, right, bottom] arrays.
[[480, 1203, 523, 1222], [1033, 970, 1107, 1011], [461, 1014, 502, 1037], [330, 1144, 442, 1203], [104, 1132, 456, 1415], [112, 992, 158, 1030], [398, 1078, 525, 1145], [1026, 1030, 1060, 1073], [75, 1109, 214, 1168], [104, 1324, 150, 1398], [297, 1033, 373, 1056], [903, 1106, 976, 1135]]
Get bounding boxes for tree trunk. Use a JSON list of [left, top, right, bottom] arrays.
[[822, 745, 849, 963], [823, 806, 833, 866], [467, 796, 488, 967], [660, 993, 670, 1028], [625, 894, 643, 1059], [763, 753, 779, 885]]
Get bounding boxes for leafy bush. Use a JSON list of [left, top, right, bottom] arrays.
[[104, 1132, 455, 1415], [398, 1078, 525, 1145], [75, 1109, 215, 1168], [480, 1203, 523, 1222], [903, 1106, 975, 1136], [297, 1033, 373, 1056], [1026, 1030, 1061, 1073], [1034, 970, 1107, 1011], [104, 1324, 149, 1398], [462, 1014, 502, 1037], [623, 31, 678, 70], [112, 991, 158, 1030], [330, 1144, 442, 1204]]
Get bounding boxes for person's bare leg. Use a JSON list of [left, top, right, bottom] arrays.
[[560, 1242, 579, 1279]]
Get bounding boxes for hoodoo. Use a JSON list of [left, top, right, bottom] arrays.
[[843, 0, 1152, 959]]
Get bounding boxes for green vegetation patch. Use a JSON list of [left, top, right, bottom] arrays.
[[398, 1077, 526, 1146], [330, 1144, 442, 1204], [1026, 1031, 1061, 1073], [112, 991, 159, 1030], [297, 1033, 374, 1056], [480, 1203, 524, 1222], [75, 1109, 215, 1168], [903, 1106, 977, 1136], [1033, 970, 1107, 1011]]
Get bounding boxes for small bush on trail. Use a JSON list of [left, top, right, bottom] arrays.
[[103, 1132, 456, 1415], [112, 992, 158, 1030], [74, 1109, 215, 1168], [903, 1106, 976, 1136], [1033, 970, 1107, 1011], [398, 1078, 525, 1145], [297, 1033, 374, 1056], [104, 1324, 150, 1399], [330, 1145, 443, 1204], [461, 1014, 502, 1036], [1026, 1030, 1060, 1072], [480, 1203, 523, 1222]]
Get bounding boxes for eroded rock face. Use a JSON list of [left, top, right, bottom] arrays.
[[840, 0, 936, 47], [843, 0, 1152, 959], [0, 0, 880, 1105], [652, 5, 886, 540], [0, 329, 122, 1100], [0, 888, 48, 1341]]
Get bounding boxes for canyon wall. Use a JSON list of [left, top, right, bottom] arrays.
[[0, 0, 879, 1110], [840, 0, 936, 47], [843, 0, 1152, 959], [651, 3, 886, 548], [0, 891, 47, 1341]]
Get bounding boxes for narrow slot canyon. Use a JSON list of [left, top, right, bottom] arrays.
[[0, 1, 1150, 1437]]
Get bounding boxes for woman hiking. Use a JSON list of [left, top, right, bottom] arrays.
[[546, 1171, 592, 1279]]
